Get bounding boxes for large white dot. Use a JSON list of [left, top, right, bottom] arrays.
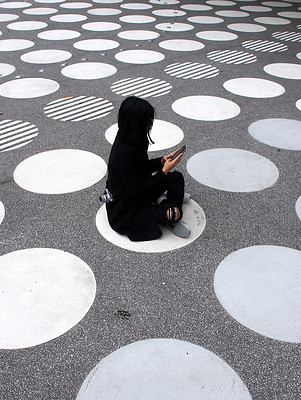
[[7, 20, 48, 30], [207, 0, 235, 5], [297, 52, 301, 60], [38, 29, 81, 40], [93, 0, 122, 3], [50, 13, 87, 22], [159, 39, 204, 51], [181, 4, 212, 11], [296, 99, 301, 111], [62, 62, 117, 79], [23, 7, 58, 15], [278, 11, 301, 18], [117, 30, 160, 40], [264, 63, 301, 79], [60, 1, 92, 8], [0, 78, 59, 99], [214, 246, 301, 342], [0, 39, 34, 51], [165, 62, 219, 79], [152, 9, 186, 16], [262, 1, 292, 6], [76, 339, 251, 400], [0, 201, 4, 225], [0, 248, 96, 349], [0, 2, 31, 8], [21, 49, 72, 64], [187, 148, 279, 192], [224, 77, 285, 98], [96, 200, 206, 253], [150, 0, 179, 3], [111, 76, 172, 98], [0, 13, 19, 21], [105, 119, 184, 151], [255, 16, 291, 25], [35, 0, 65, 3], [115, 49, 164, 64], [0, 119, 39, 151], [119, 15, 156, 23], [87, 8, 122, 15], [73, 39, 119, 51], [155, 22, 194, 32], [207, 49, 257, 64], [196, 30, 238, 41], [216, 10, 249, 17], [0, 63, 15, 77], [14, 149, 107, 194], [172, 96, 240, 121], [240, 5, 272, 12], [228, 23, 266, 32], [296, 196, 301, 220], [248, 118, 301, 150], [82, 21, 121, 31], [121, 3, 153, 9], [188, 16, 224, 24]]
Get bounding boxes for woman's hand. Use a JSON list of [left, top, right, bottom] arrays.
[[162, 148, 183, 175]]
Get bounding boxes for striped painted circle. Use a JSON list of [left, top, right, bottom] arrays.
[[111, 76, 172, 98], [207, 49, 257, 64], [272, 31, 301, 42], [0, 119, 38, 152], [164, 62, 219, 80], [242, 40, 288, 52], [44, 96, 114, 121]]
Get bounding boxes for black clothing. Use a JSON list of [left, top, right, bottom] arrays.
[[106, 135, 184, 242]]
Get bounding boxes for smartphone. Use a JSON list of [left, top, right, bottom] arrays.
[[171, 145, 186, 160]]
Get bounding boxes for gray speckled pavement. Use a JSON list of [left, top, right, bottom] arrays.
[[0, 0, 301, 399]]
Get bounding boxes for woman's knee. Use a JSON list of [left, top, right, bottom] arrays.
[[169, 170, 184, 184]]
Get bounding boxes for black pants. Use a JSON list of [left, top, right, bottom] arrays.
[[152, 171, 184, 224]]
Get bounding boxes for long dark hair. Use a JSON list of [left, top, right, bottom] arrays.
[[117, 96, 155, 151]]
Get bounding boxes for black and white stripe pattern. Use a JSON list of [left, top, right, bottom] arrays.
[[164, 62, 219, 80], [111, 77, 172, 98], [242, 40, 288, 53], [0, 119, 38, 152], [272, 31, 301, 42], [44, 96, 114, 121], [207, 50, 257, 64]]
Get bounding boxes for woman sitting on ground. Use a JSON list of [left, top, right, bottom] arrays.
[[104, 96, 190, 242]]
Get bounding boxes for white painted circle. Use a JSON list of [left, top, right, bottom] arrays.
[[87, 8, 122, 15], [0, 13, 19, 21], [76, 339, 251, 400], [121, 3, 153, 9], [207, 0, 235, 5], [50, 13, 87, 22], [38, 29, 81, 40], [272, 31, 301, 42], [159, 39, 204, 51], [21, 49, 72, 64], [119, 15, 156, 23], [242, 40, 287, 52], [60, 1, 92, 8], [0, 2, 31, 8], [105, 120, 184, 151], [188, 16, 224, 24], [262, 1, 292, 6], [14, 149, 107, 194], [296, 99, 301, 111], [115, 49, 164, 64], [248, 119, 301, 150], [117, 30, 160, 40], [35, 0, 65, 3], [216, 10, 249, 17], [196, 30, 237, 41], [296, 196, 301, 220], [44, 96, 114, 122], [111, 76, 172, 98], [264, 63, 301, 79], [96, 200, 206, 253], [0, 201, 4, 225], [278, 11, 301, 18], [150, 0, 179, 3], [224, 78, 284, 98], [62, 62, 116, 80], [0, 39, 34, 51], [0, 78, 59, 99], [215, 245, 301, 342], [23, 7, 58, 15], [181, 4, 212, 11], [207, 50, 257, 64], [93, 0, 122, 2], [165, 62, 219, 79], [82, 21, 121, 31], [0, 248, 96, 349], [73, 39, 119, 51], [7, 20, 48, 30], [297, 52, 301, 60], [152, 9, 185, 16], [0, 63, 15, 78], [228, 23, 266, 32], [172, 95, 240, 121], [255, 16, 291, 25], [155, 22, 194, 32], [240, 5, 272, 12], [187, 149, 279, 192], [0, 119, 38, 151]]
